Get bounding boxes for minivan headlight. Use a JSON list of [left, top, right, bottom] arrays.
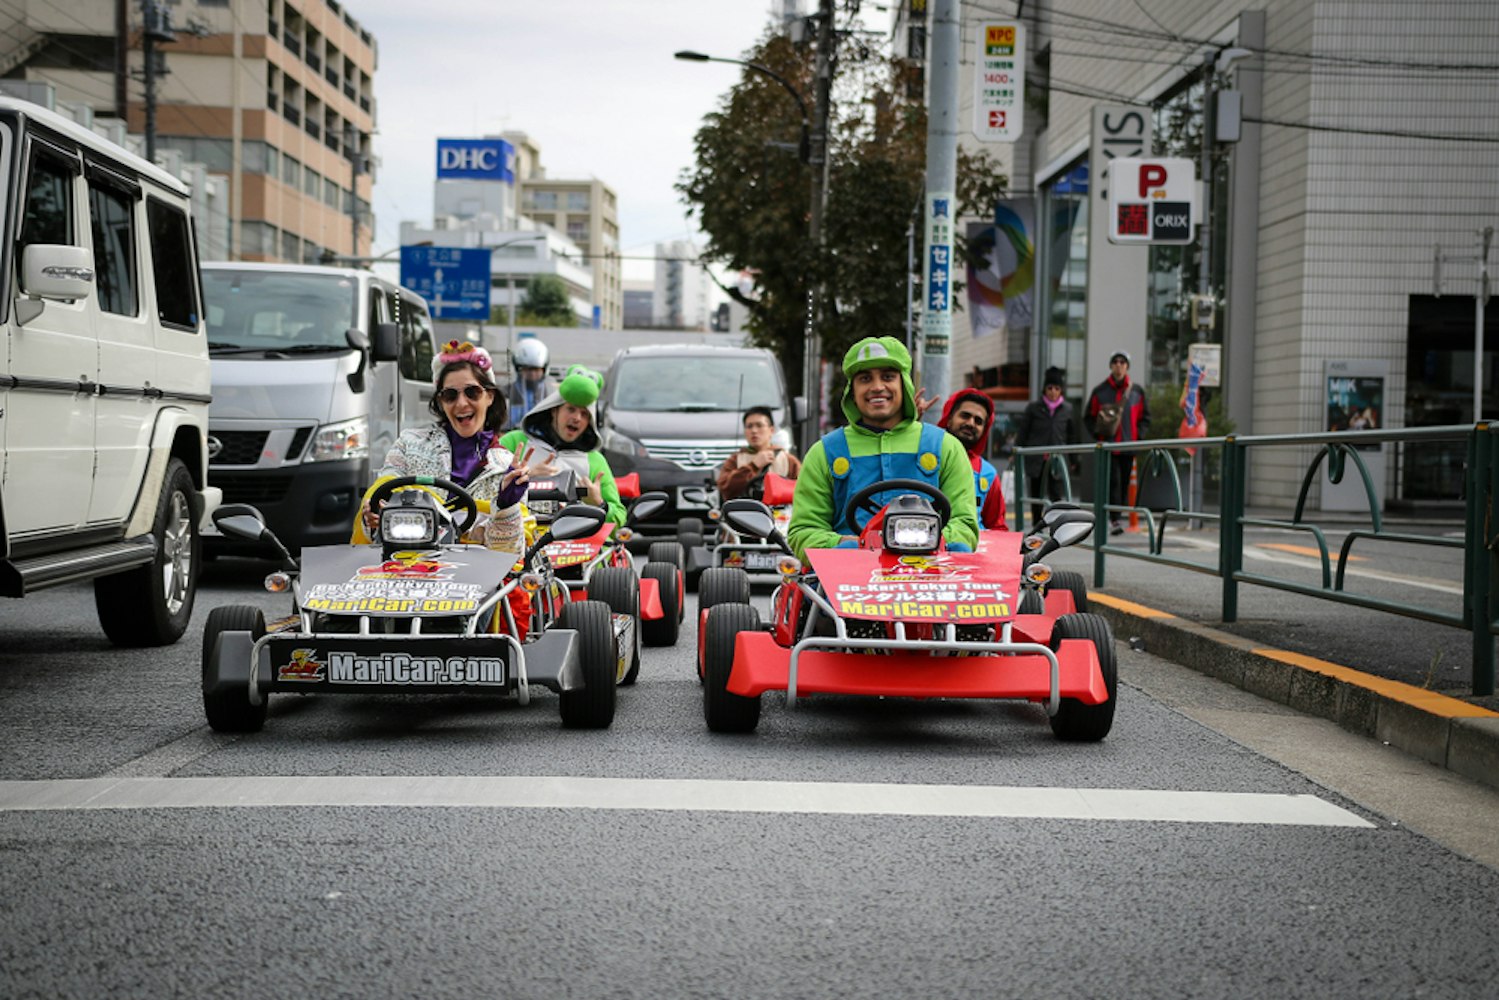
[[310, 416, 369, 462]]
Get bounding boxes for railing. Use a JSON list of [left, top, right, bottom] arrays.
[[1013, 424, 1494, 695]]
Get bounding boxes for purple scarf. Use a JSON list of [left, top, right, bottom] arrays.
[[444, 425, 495, 487]]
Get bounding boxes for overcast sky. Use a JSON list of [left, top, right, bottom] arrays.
[[349, 0, 780, 281]]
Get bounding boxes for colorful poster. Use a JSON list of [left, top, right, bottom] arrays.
[[965, 198, 1035, 348], [1327, 373, 1384, 453]]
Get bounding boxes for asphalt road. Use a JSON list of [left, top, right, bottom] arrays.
[[2, 558, 1498, 999]]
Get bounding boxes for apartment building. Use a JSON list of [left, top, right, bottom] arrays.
[[518, 175, 622, 329], [1, 0, 377, 263]]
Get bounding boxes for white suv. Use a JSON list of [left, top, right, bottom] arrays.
[[0, 97, 218, 645]]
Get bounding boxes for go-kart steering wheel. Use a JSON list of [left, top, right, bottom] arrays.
[[843, 478, 951, 533], [367, 475, 480, 534]]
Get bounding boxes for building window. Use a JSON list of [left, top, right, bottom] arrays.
[[281, 230, 301, 262], [529, 191, 557, 211], [566, 191, 590, 212], [282, 155, 301, 189], [304, 167, 321, 199], [323, 176, 341, 209], [239, 221, 277, 256]]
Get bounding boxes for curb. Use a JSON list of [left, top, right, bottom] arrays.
[[1087, 592, 1499, 794]]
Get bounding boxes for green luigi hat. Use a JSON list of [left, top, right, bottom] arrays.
[[841, 336, 917, 423], [558, 368, 601, 408]]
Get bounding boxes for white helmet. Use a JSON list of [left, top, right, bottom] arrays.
[[513, 338, 549, 370]]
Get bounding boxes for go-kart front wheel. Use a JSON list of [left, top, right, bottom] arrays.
[[647, 540, 684, 570], [703, 603, 761, 734], [558, 600, 617, 729], [641, 561, 682, 646], [588, 565, 640, 685], [201, 605, 267, 733], [1047, 570, 1090, 614], [1047, 613, 1117, 742]]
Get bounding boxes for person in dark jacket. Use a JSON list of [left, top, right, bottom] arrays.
[[1014, 366, 1078, 527], [1085, 350, 1150, 535]]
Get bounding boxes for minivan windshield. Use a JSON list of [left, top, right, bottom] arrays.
[[202, 270, 358, 352], [611, 356, 781, 412]]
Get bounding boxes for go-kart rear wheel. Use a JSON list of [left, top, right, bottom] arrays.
[[648, 540, 685, 569], [1047, 570, 1090, 614], [676, 516, 705, 539], [1018, 588, 1046, 614], [698, 567, 752, 614], [201, 605, 267, 733], [558, 600, 617, 729], [640, 561, 681, 646], [1047, 613, 1117, 742], [704, 603, 762, 733], [587, 566, 640, 685]]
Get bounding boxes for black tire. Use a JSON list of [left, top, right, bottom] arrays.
[[95, 458, 200, 646], [648, 540, 685, 569], [676, 516, 705, 538], [703, 603, 762, 733], [589, 565, 641, 685], [558, 600, 617, 729], [1019, 588, 1045, 614], [640, 561, 681, 646], [202, 605, 267, 733], [698, 567, 752, 614], [1048, 613, 1118, 742], [1047, 570, 1090, 614]]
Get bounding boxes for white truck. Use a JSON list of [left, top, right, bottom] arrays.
[[0, 97, 218, 645]]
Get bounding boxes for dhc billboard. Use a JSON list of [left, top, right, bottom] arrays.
[[436, 138, 515, 183]]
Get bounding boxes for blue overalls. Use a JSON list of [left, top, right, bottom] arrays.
[[973, 456, 998, 517], [821, 422, 947, 535]]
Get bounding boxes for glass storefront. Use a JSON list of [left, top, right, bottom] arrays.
[[1037, 165, 1088, 398]]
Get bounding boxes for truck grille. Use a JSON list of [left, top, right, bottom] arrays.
[[640, 440, 739, 470], [213, 472, 293, 505], [209, 431, 268, 466]]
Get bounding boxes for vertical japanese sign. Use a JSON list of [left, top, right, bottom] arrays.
[[922, 191, 955, 353], [973, 22, 1025, 142]]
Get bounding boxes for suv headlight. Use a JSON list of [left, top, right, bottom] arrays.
[[380, 506, 437, 545], [605, 427, 648, 457], [310, 416, 369, 462], [884, 512, 941, 554]]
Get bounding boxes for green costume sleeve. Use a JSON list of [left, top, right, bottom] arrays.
[[938, 434, 980, 550], [498, 429, 526, 455], [589, 451, 627, 527], [786, 441, 842, 560]]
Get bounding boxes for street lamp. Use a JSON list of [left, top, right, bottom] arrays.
[[677, 47, 828, 450], [485, 233, 548, 365], [674, 51, 810, 162]]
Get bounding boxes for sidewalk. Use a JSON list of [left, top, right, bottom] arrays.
[[1043, 524, 1499, 794]]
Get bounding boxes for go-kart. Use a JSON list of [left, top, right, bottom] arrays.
[[527, 470, 682, 669], [201, 476, 627, 733], [707, 471, 795, 579], [697, 480, 1116, 741]]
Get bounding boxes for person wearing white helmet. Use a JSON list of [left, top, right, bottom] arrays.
[[506, 336, 555, 427]]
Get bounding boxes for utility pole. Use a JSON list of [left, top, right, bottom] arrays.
[[139, 0, 175, 162], [919, 0, 960, 420], [801, 0, 836, 452]]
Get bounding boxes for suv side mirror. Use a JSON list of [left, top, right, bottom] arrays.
[[371, 322, 400, 363]]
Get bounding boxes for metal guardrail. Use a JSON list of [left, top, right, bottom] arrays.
[[1012, 424, 1494, 696]]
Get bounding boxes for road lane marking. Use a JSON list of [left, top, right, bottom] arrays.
[[1258, 542, 1365, 561], [0, 776, 1373, 827], [1172, 535, 1463, 596]]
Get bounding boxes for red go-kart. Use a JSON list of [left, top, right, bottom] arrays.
[[696, 479, 1116, 740]]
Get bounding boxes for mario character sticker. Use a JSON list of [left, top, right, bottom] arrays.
[[278, 648, 325, 683], [357, 551, 458, 580]]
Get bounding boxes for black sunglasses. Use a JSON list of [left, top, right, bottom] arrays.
[[437, 385, 490, 404]]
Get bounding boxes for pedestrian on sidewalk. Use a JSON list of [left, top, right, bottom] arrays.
[[1014, 366, 1078, 527], [1085, 350, 1150, 535]]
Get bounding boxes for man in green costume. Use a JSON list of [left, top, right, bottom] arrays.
[[502, 367, 626, 527]]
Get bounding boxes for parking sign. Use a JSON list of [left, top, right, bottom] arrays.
[[1106, 157, 1198, 245]]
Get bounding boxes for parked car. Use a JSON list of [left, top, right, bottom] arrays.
[[0, 96, 219, 645], [200, 262, 437, 554], [597, 343, 804, 538]]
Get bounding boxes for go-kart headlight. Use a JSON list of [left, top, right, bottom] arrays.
[[309, 416, 369, 462], [381, 507, 437, 545], [884, 512, 941, 553], [528, 498, 560, 522]]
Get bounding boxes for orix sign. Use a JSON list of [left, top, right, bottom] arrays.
[[1106, 157, 1199, 245]]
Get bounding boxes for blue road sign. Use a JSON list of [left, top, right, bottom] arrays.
[[400, 246, 491, 321]]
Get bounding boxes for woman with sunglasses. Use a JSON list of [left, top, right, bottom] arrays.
[[357, 341, 530, 552]]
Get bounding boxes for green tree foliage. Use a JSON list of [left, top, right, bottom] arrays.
[[678, 34, 1007, 396], [516, 274, 577, 327]]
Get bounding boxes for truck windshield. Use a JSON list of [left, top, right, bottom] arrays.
[[611, 356, 780, 412], [202, 271, 358, 351]]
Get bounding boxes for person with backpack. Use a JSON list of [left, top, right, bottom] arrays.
[[1085, 351, 1150, 535]]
